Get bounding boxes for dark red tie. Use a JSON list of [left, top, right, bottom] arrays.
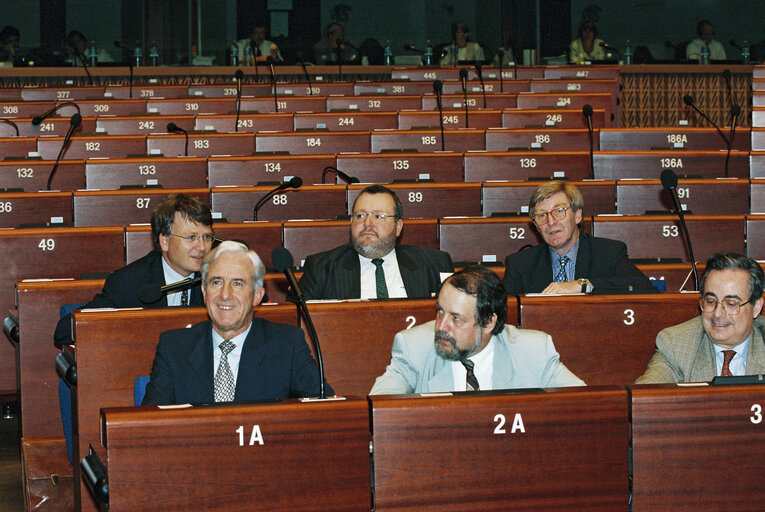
[[720, 350, 736, 376]]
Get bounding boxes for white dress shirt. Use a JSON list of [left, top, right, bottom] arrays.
[[358, 249, 407, 299], [161, 257, 192, 306], [451, 336, 496, 391]]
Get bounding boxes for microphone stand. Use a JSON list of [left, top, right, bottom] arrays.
[[475, 63, 486, 109], [725, 105, 741, 178], [683, 95, 729, 145], [253, 177, 302, 220], [459, 68, 469, 128], [166, 123, 188, 156], [267, 57, 278, 112], [234, 69, 243, 132], [78, 51, 94, 85], [497, 49, 504, 93], [47, 113, 82, 190], [0, 118, 18, 136], [298, 55, 313, 95], [433, 80, 446, 151], [583, 105, 594, 179], [321, 165, 359, 184], [662, 169, 699, 290]]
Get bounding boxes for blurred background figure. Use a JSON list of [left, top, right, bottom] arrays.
[[237, 23, 282, 64], [63, 30, 114, 66], [569, 20, 605, 63], [313, 22, 356, 64], [686, 20, 726, 61], [0, 25, 20, 66], [440, 22, 484, 65], [494, 34, 517, 65]]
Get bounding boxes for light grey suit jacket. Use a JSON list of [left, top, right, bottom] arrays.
[[635, 316, 765, 384], [369, 320, 585, 395]]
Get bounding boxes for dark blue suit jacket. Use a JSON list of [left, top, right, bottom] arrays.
[[142, 318, 332, 405], [54, 250, 203, 346]]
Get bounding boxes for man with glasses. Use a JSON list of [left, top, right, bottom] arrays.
[[636, 253, 765, 383], [299, 184, 454, 300], [502, 181, 651, 295], [54, 193, 214, 346]]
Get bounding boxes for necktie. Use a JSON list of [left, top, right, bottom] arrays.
[[555, 255, 570, 282], [720, 350, 736, 376], [462, 358, 480, 391], [180, 288, 188, 306], [214, 340, 236, 402], [371, 258, 389, 299]]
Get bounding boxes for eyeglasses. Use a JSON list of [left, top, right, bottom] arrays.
[[351, 212, 397, 223], [531, 206, 570, 226], [699, 296, 751, 315], [168, 233, 214, 244]]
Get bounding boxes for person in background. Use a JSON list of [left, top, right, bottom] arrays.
[[686, 20, 727, 61], [313, 22, 356, 63], [0, 25, 20, 66], [440, 22, 485, 65], [569, 20, 606, 63], [237, 23, 282, 63], [63, 30, 114, 65]]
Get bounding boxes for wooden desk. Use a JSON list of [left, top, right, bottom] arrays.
[[85, 156, 208, 190], [347, 182, 481, 219], [326, 94, 421, 112], [294, 111, 398, 131], [600, 127, 750, 151], [397, 110, 502, 130], [0, 190, 72, 228], [594, 150, 750, 180], [515, 92, 613, 124], [529, 78, 618, 94], [211, 184, 347, 222], [463, 150, 592, 181], [274, 82, 354, 97], [15, 279, 103, 438], [439, 216, 543, 264], [485, 127, 596, 151], [631, 383, 765, 511], [441, 79, 529, 95], [420, 93, 517, 110], [99, 399, 370, 511], [0, 136, 38, 159], [36, 134, 147, 161], [104, 85, 189, 100], [616, 178, 750, 215], [353, 81, 435, 95], [146, 132, 255, 158], [255, 130, 370, 155], [501, 108, 606, 129], [0, 159, 85, 193], [207, 154, 335, 186], [13, 116, 95, 137], [73, 188, 210, 227], [240, 96, 327, 114], [59, 99, 148, 117], [370, 128, 485, 153], [745, 214, 765, 259], [543, 66, 620, 79], [518, 293, 699, 385], [72, 305, 299, 511], [194, 112, 294, 134], [335, 152, 464, 183], [0, 100, 56, 119], [145, 97, 235, 115], [482, 180, 615, 216], [370, 387, 628, 511], [95, 114, 194, 135]]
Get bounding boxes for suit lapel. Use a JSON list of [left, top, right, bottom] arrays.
[[149, 251, 170, 307], [745, 319, 765, 374], [532, 248, 554, 291], [491, 333, 515, 389], [427, 357, 454, 392], [574, 233, 591, 280], [338, 247, 362, 298], [188, 325, 215, 402], [397, 247, 421, 297], [234, 320, 268, 400], [690, 335, 717, 382]]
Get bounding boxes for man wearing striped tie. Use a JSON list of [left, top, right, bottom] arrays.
[[370, 266, 584, 394], [636, 253, 765, 383]]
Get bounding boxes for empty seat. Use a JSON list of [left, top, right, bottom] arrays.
[[96, 115, 194, 136], [294, 112, 398, 131], [371, 128, 484, 153], [439, 217, 543, 264], [421, 93, 517, 110], [255, 131, 370, 155], [105, 85, 190, 99], [501, 108, 606, 129], [336, 152, 464, 183], [73, 188, 210, 227], [600, 128, 750, 151], [85, 156, 208, 190], [347, 182, 481, 218], [397, 110, 502, 130], [485, 128, 596, 151], [208, 154, 335, 186], [211, 184, 347, 222], [616, 178, 750, 215], [37, 134, 147, 160], [594, 150, 750, 180], [146, 132, 255, 157], [195, 113, 294, 133], [464, 150, 592, 181], [0, 190, 72, 228], [240, 96, 327, 114], [326, 95, 421, 112], [0, 159, 85, 192]]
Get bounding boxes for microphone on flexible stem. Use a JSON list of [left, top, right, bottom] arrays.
[[266, 56, 278, 112], [583, 104, 594, 179], [682, 95, 729, 146], [475, 62, 486, 108], [661, 169, 698, 290], [253, 176, 302, 220], [403, 44, 424, 53], [335, 43, 344, 81], [497, 49, 504, 93], [433, 80, 446, 152], [729, 39, 742, 51], [725, 104, 741, 178], [459, 67, 469, 129], [166, 123, 188, 156], [32, 102, 81, 126], [0, 118, 19, 136], [46, 113, 81, 190], [321, 166, 359, 184], [77, 51, 94, 85], [138, 276, 202, 305], [297, 52, 313, 95], [272, 246, 326, 399], [598, 41, 622, 57], [114, 41, 134, 98], [722, 69, 733, 108], [233, 69, 243, 132]]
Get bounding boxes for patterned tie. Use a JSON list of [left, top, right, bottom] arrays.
[[180, 288, 188, 306], [720, 350, 736, 377], [555, 255, 570, 282], [462, 358, 480, 391], [371, 258, 389, 299], [214, 340, 236, 402]]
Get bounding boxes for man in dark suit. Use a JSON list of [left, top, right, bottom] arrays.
[[142, 241, 330, 405], [54, 193, 213, 346], [502, 181, 652, 295], [299, 185, 454, 300]]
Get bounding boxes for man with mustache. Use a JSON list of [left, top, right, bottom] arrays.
[[370, 266, 584, 394], [636, 253, 765, 383], [299, 185, 454, 300]]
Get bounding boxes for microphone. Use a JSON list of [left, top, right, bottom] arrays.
[[272, 246, 326, 399], [598, 41, 621, 56], [46, 113, 82, 190], [76, 50, 94, 85], [459, 67, 469, 128], [138, 276, 202, 305], [729, 39, 742, 50], [725, 104, 741, 178], [32, 102, 81, 126], [321, 166, 359, 184], [266, 56, 278, 112], [234, 69, 243, 132], [166, 122, 188, 156], [335, 41, 344, 81], [583, 104, 594, 179], [404, 44, 424, 53], [682, 95, 729, 145], [253, 176, 302, 220], [0, 118, 19, 136], [497, 48, 504, 93], [296, 52, 313, 95], [475, 62, 486, 108], [433, 80, 446, 151], [661, 169, 698, 290], [722, 69, 733, 108], [114, 41, 134, 98]]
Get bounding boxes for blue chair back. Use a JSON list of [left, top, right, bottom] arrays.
[[134, 376, 151, 406]]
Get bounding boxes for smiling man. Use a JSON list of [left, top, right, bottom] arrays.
[[299, 185, 453, 300], [502, 181, 652, 296], [370, 266, 584, 394], [636, 253, 765, 383], [142, 241, 331, 405]]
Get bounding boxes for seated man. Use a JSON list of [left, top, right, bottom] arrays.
[[54, 193, 213, 346], [686, 20, 727, 62], [237, 23, 282, 63], [502, 181, 652, 295], [370, 266, 584, 394], [635, 253, 765, 383], [143, 241, 330, 405], [299, 184, 454, 300]]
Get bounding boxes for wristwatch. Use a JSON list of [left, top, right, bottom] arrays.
[[578, 278, 589, 293]]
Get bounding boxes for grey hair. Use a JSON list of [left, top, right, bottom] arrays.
[[201, 241, 265, 290]]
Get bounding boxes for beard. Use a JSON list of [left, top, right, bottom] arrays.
[[352, 229, 396, 259], [434, 329, 481, 361]]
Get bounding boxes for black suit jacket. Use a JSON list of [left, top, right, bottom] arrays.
[[54, 250, 203, 346], [141, 318, 332, 405], [502, 233, 653, 295], [298, 244, 454, 300]]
